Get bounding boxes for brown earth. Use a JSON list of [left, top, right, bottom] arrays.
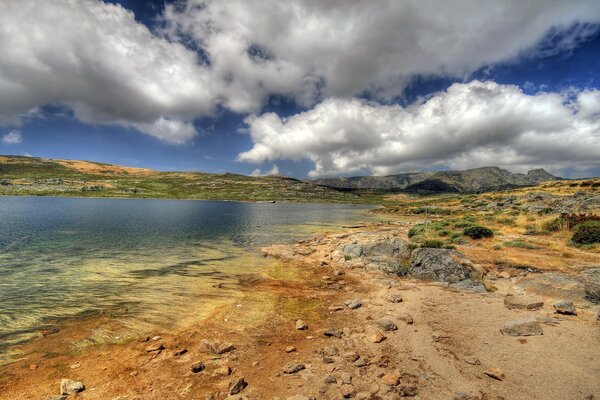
[[1, 225, 599, 400]]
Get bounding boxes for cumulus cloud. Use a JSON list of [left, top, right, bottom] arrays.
[[239, 81, 600, 177], [164, 0, 600, 103], [2, 130, 22, 144], [250, 164, 280, 177]]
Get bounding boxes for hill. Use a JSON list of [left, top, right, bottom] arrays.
[[313, 166, 560, 193], [0, 155, 365, 203]]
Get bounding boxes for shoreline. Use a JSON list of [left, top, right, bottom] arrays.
[[1, 219, 599, 399]]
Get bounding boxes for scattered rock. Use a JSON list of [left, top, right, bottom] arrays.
[[387, 294, 403, 303], [229, 377, 248, 395], [381, 372, 400, 386], [503, 295, 544, 310], [344, 351, 360, 362], [283, 363, 306, 374], [367, 328, 386, 343], [139, 336, 150, 342], [145, 343, 165, 353], [200, 340, 235, 355], [463, 356, 481, 365], [397, 313, 414, 325], [212, 365, 232, 377], [377, 318, 398, 332], [173, 348, 188, 357], [453, 392, 478, 400], [324, 375, 337, 384], [328, 305, 345, 312], [484, 367, 505, 381], [60, 379, 85, 395], [500, 319, 544, 336], [353, 358, 368, 367], [152, 335, 161, 341], [553, 300, 577, 315], [191, 362, 205, 373], [323, 346, 338, 356], [29, 364, 38, 370], [344, 299, 363, 309], [324, 329, 343, 338], [285, 346, 297, 353], [340, 384, 356, 398], [295, 319, 309, 330], [341, 372, 352, 384]]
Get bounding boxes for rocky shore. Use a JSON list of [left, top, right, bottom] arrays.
[[1, 221, 599, 399]]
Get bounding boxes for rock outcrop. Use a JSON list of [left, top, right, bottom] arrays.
[[407, 248, 475, 283]]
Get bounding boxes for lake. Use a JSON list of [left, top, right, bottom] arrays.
[[0, 196, 375, 362]]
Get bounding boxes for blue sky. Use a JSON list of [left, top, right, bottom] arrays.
[[1, 1, 600, 178]]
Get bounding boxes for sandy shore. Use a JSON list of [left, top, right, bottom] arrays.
[[1, 221, 599, 400]]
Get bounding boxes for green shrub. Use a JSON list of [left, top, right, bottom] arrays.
[[448, 232, 465, 244], [544, 213, 600, 232], [408, 224, 426, 238], [463, 226, 494, 239], [421, 239, 444, 248], [571, 221, 600, 245], [503, 240, 539, 249]]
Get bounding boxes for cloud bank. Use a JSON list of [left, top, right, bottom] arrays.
[[239, 81, 600, 177], [1, 0, 599, 145]]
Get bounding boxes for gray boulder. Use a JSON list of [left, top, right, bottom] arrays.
[[407, 248, 473, 282], [341, 236, 411, 273]]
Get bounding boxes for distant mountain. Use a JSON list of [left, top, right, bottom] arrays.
[[312, 166, 560, 193]]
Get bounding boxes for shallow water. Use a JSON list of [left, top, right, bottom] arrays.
[[0, 196, 375, 362]]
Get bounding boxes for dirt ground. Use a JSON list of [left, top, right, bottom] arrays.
[[1, 226, 599, 400]]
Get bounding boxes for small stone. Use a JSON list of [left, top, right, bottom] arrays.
[[340, 384, 356, 398], [500, 319, 543, 336], [343, 351, 360, 362], [431, 331, 450, 341], [367, 328, 386, 343], [324, 329, 343, 338], [387, 294, 403, 303], [503, 295, 544, 310], [283, 363, 305, 374], [553, 300, 577, 315], [285, 346, 297, 353], [325, 375, 337, 384], [139, 336, 150, 342], [453, 392, 477, 400], [341, 372, 352, 384], [145, 343, 165, 353], [296, 319, 309, 330], [463, 356, 481, 365], [69, 362, 80, 369], [252, 361, 259, 367], [191, 362, 205, 373], [174, 348, 188, 357], [152, 336, 161, 341], [377, 318, 398, 332], [212, 365, 232, 377], [484, 367, 505, 381], [345, 300, 363, 310], [29, 364, 38, 370], [328, 305, 345, 312], [353, 358, 368, 367], [200, 340, 235, 355], [397, 313, 414, 325], [323, 357, 335, 364], [229, 377, 248, 395], [60, 379, 85, 395], [381, 372, 400, 386], [323, 346, 338, 356]]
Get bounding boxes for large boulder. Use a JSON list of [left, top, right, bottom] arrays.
[[341, 236, 411, 273], [407, 248, 474, 282]]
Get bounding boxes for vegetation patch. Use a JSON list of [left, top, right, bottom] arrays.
[[463, 226, 494, 239], [571, 221, 600, 245]]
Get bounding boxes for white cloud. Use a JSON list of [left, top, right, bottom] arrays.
[[239, 81, 600, 177], [249, 164, 280, 177], [2, 130, 22, 144]]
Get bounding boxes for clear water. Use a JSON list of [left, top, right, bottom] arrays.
[[0, 196, 375, 361]]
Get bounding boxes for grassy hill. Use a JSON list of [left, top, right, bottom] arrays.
[[0, 155, 371, 203]]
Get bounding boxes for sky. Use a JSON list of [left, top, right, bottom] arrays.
[[1, 1, 600, 179]]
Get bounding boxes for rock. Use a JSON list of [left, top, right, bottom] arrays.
[[46, 396, 67, 400], [323, 346, 338, 356], [342, 244, 363, 258], [229, 377, 248, 395], [353, 358, 368, 367], [324, 329, 343, 338], [553, 300, 577, 315], [212, 365, 232, 377], [381, 372, 400, 386], [145, 343, 165, 353], [295, 319, 309, 330], [152, 335, 161, 341], [343, 351, 360, 362], [367, 328, 386, 343], [504, 295, 544, 310], [173, 348, 188, 357], [453, 392, 477, 400], [191, 362, 205, 373], [408, 248, 473, 282], [60, 379, 85, 395], [283, 363, 305, 374], [344, 299, 363, 309], [325, 375, 337, 384], [341, 372, 352, 384], [500, 319, 544, 336], [397, 313, 414, 325], [29, 364, 38, 370], [340, 384, 356, 398], [377, 318, 398, 332], [387, 294, 403, 303], [328, 305, 345, 312], [200, 340, 235, 355], [285, 346, 297, 353], [484, 367, 505, 381], [463, 356, 481, 365]]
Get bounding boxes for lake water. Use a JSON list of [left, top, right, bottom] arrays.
[[0, 196, 375, 362]]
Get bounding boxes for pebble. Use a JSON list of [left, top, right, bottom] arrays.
[[381, 372, 400, 386], [397, 313, 414, 325], [285, 346, 297, 353], [323, 346, 338, 356], [173, 348, 188, 357], [60, 379, 85, 395], [200, 340, 235, 355], [340, 384, 356, 398], [387, 294, 403, 303], [354, 358, 368, 367], [229, 377, 248, 395], [283, 363, 306, 374], [367, 328, 386, 343], [296, 319, 309, 330], [324, 375, 337, 384], [191, 362, 205, 373], [343, 351, 360, 362], [345, 299, 363, 309], [29, 364, 38, 370], [324, 329, 343, 338], [152, 336, 161, 341], [212, 365, 232, 377], [341, 372, 352, 384], [484, 367, 505, 381], [377, 318, 398, 332], [145, 343, 165, 353], [553, 300, 577, 315]]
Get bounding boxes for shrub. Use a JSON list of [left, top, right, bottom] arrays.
[[544, 213, 600, 232], [421, 239, 444, 248], [408, 224, 426, 238], [463, 226, 494, 239], [571, 221, 600, 245], [503, 240, 539, 249]]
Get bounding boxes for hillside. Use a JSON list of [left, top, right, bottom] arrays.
[[0, 155, 365, 203], [313, 166, 560, 193]]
